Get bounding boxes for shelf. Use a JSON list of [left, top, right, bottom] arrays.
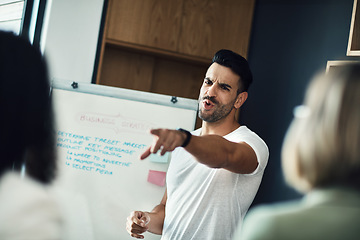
[[105, 39, 212, 66]]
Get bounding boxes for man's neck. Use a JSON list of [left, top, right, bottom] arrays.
[[200, 118, 240, 136]]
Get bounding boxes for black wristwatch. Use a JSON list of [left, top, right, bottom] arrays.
[[176, 128, 192, 148]]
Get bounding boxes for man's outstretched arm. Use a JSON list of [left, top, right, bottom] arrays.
[[141, 128, 258, 174]]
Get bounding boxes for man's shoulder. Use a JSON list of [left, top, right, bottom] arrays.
[[227, 126, 264, 142]]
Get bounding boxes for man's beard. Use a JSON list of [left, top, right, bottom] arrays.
[[198, 96, 235, 123]]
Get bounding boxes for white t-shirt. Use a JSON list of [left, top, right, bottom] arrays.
[[161, 126, 269, 240]]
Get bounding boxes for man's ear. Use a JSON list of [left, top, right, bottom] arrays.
[[234, 92, 248, 109]]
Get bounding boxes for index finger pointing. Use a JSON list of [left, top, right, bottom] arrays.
[[149, 128, 161, 137], [140, 147, 151, 160]]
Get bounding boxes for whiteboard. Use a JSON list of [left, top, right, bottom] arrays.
[[50, 81, 198, 240]]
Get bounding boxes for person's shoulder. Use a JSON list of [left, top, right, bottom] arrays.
[[234, 126, 264, 140], [0, 172, 47, 197], [0, 172, 62, 239], [226, 126, 265, 144], [0, 171, 59, 214], [238, 200, 303, 240], [246, 200, 303, 219]]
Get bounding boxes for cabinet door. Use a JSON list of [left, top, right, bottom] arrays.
[[99, 47, 155, 92], [106, 0, 184, 52], [178, 0, 255, 59], [151, 59, 207, 99]]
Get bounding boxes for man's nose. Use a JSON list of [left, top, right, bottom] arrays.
[[206, 84, 217, 97]]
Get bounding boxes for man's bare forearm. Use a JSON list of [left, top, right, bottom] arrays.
[[146, 203, 165, 235], [185, 134, 258, 174]]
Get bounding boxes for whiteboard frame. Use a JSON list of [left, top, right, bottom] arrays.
[[51, 80, 199, 112]]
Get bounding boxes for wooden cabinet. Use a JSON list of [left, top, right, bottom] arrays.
[[178, 0, 254, 59], [96, 0, 255, 108], [106, 0, 182, 52]]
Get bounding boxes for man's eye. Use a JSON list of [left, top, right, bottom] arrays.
[[221, 86, 229, 91], [204, 79, 212, 85]]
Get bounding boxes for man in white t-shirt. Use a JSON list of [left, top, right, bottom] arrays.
[[126, 49, 269, 240]]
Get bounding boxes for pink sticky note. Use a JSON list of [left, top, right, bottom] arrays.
[[147, 170, 166, 187]]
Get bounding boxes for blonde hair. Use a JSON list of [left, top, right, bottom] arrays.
[[281, 64, 360, 193]]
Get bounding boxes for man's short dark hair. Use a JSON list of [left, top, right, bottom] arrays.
[[211, 49, 253, 93]]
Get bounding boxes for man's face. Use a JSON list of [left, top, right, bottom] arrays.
[[198, 63, 241, 123]]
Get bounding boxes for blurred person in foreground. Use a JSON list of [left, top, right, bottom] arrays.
[[0, 31, 62, 239], [233, 64, 360, 240]]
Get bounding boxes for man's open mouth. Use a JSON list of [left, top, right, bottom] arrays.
[[203, 99, 215, 110]]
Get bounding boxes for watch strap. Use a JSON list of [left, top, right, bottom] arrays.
[[176, 128, 192, 148]]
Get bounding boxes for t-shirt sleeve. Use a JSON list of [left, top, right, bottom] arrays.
[[240, 132, 269, 175]]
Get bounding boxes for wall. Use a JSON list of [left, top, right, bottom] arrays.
[[42, 0, 104, 83], [241, 0, 359, 205]]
